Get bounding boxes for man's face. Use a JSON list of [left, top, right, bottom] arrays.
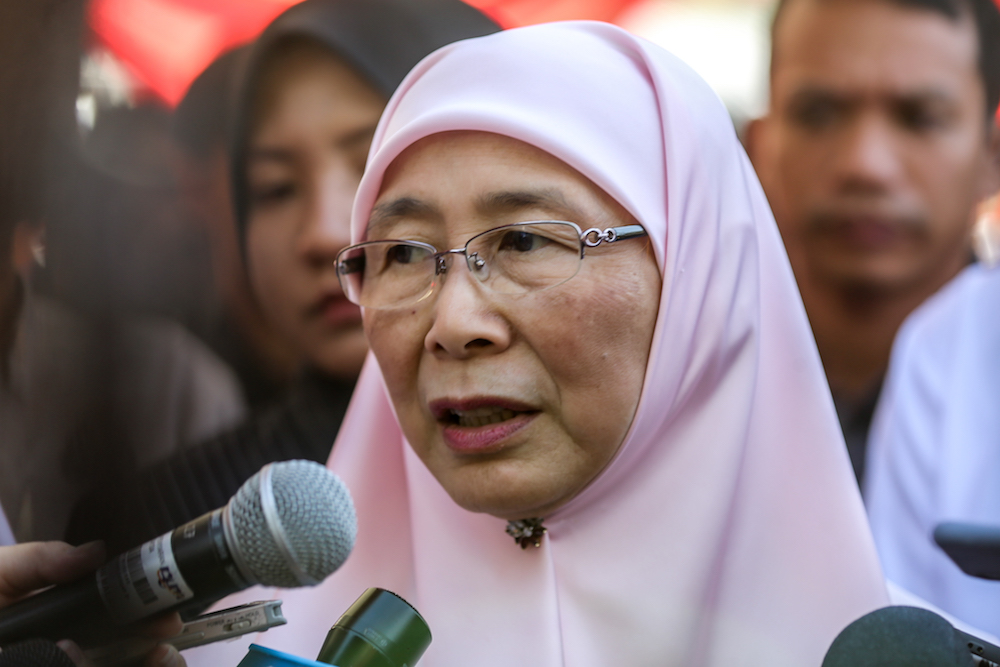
[[751, 0, 997, 295]]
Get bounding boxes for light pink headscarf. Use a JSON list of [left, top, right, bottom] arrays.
[[195, 21, 887, 667]]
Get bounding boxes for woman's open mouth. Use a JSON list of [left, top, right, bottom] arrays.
[[445, 406, 518, 428], [430, 399, 538, 453]]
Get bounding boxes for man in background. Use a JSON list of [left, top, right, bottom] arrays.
[[746, 0, 1000, 487]]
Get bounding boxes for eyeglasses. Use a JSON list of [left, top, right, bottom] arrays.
[[336, 220, 648, 309]]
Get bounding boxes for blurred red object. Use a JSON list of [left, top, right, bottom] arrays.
[[465, 0, 643, 27], [88, 0, 645, 107]]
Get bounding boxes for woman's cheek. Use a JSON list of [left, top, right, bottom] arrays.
[[528, 284, 650, 385], [365, 308, 426, 412]]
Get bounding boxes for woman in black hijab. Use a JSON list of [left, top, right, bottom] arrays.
[[67, 0, 499, 552]]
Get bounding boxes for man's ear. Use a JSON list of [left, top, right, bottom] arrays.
[[979, 118, 1000, 200], [742, 116, 768, 169]]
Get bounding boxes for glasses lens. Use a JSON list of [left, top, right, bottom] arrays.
[[337, 241, 435, 308], [469, 222, 582, 294]]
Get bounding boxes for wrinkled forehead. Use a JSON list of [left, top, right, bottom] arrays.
[[366, 130, 643, 242], [350, 24, 670, 265]]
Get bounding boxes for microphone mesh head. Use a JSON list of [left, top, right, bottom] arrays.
[[228, 460, 357, 588]]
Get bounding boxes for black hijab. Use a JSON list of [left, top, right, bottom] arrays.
[[230, 0, 501, 238]]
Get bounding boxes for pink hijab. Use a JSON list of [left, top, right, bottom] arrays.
[[198, 21, 887, 667]]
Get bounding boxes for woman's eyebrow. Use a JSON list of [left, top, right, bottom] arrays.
[[368, 188, 581, 232], [476, 189, 577, 218], [368, 197, 438, 231]]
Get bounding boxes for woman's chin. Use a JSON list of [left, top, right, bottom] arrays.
[[445, 480, 570, 521], [422, 440, 584, 520]]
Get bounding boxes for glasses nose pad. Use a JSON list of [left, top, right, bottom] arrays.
[[467, 252, 490, 282]]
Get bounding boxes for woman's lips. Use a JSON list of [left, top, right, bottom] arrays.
[[429, 398, 539, 453]]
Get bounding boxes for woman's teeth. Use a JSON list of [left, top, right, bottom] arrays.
[[450, 407, 517, 427]]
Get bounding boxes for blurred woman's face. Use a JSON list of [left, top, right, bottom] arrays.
[[245, 42, 384, 379], [365, 131, 662, 520]]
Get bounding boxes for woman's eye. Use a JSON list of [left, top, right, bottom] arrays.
[[250, 182, 297, 206], [498, 230, 547, 252], [386, 244, 418, 265]]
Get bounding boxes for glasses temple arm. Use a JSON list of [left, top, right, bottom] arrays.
[[612, 224, 647, 240]]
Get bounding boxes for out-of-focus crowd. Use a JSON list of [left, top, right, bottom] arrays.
[[2, 0, 1000, 663]]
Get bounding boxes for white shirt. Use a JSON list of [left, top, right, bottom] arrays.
[[867, 263, 1000, 634]]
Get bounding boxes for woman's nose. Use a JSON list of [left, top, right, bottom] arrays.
[[298, 163, 358, 266], [424, 264, 511, 359]]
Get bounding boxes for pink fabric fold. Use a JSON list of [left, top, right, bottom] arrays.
[[196, 21, 887, 667]]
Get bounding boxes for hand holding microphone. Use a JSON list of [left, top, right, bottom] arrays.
[[0, 542, 183, 666], [0, 541, 107, 667], [0, 542, 106, 609], [0, 460, 357, 654]]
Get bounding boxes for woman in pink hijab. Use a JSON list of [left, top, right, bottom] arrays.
[[194, 20, 887, 667]]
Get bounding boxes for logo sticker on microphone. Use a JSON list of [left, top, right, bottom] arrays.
[[97, 533, 195, 621], [157, 566, 185, 600]]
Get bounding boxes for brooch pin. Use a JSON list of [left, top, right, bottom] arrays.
[[505, 518, 546, 549]]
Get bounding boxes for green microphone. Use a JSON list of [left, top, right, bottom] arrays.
[[316, 588, 432, 667]]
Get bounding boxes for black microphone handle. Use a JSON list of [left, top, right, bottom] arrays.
[[957, 629, 1000, 667], [0, 509, 249, 647], [0, 639, 77, 667]]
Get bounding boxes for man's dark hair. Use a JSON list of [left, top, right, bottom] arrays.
[[770, 0, 1000, 121]]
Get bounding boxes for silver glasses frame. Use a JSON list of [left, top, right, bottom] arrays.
[[336, 220, 648, 309]]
